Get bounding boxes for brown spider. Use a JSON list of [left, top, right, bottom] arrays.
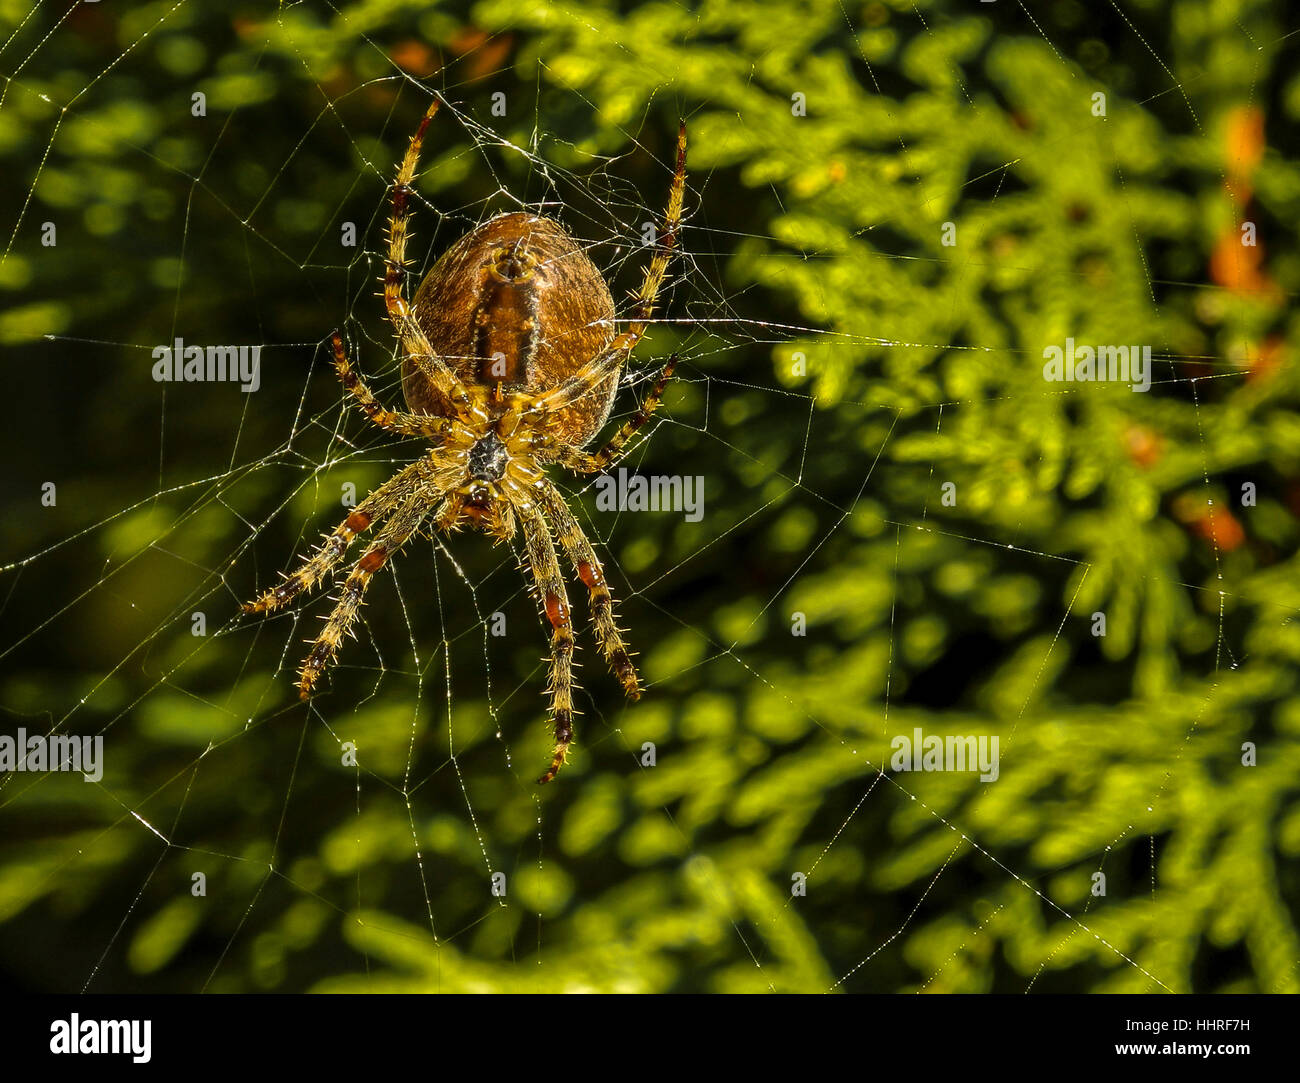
[[244, 101, 687, 784]]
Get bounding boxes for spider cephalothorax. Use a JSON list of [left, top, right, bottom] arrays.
[[244, 101, 686, 783]]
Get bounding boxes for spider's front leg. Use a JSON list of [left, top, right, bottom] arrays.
[[518, 500, 579, 784], [244, 457, 428, 616], [538, 480, 640, 700], [296, 483, 445, 698]]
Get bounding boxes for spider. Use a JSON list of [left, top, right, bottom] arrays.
[[244, 101, 687, 784]]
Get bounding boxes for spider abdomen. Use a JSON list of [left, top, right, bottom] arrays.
[[407, 212, 618, 447]]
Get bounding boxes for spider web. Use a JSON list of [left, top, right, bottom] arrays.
[[1, 0, 1297, 995]]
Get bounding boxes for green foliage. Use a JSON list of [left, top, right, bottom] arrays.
[[1, 0, 1298, 993]]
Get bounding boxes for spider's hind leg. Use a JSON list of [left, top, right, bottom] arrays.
[[528, 121, 686, 420], [553, 353, 678, 476], [331, 331, 447, 438], [621, 121, 688, 347], [384, 99, 471, 413]]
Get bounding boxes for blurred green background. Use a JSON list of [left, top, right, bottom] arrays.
[[2, 0, 1299, 993]]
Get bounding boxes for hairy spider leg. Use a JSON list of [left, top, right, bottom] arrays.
[[539, 479, 640, 699], [531, 122, 687, 420], [385, 98, 472, 413], [518, 500, 579, 784], [243, 458, 430, 616], [434, 490, 466, 532], [296, 484, 447, 698], [331, 331, 447, 438], [551, 353, 678, 474], [620, 120, 688, 345]]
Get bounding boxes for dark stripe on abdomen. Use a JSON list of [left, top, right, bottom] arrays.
[[472, 275, 538, 385]]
